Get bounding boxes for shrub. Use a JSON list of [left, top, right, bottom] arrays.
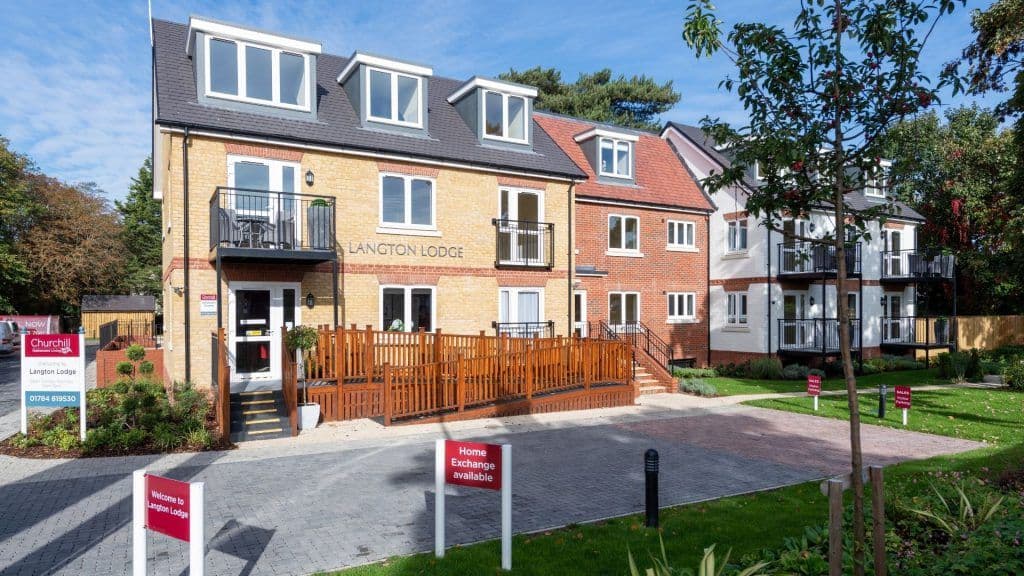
[[861, 363, 881, 375], [748, 357, 783, 380], [980, 359, 1003, 376], [185, 428, 213, 450], [138, 360, 155, 376], [1002, 361, 1024, 391], [781, 363, 810, 380], [672, 367, 718, 379], [678, 378, 717, 397], [125, 344, 146, 363], [822, 359, 845, 377], [115, 362, 134, 377], [808, 368, 826, 378], [152, 422, 182, 451]]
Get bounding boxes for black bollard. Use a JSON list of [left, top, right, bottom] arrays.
[[645, 449, 659, 528], [878, 384, 887, 418]]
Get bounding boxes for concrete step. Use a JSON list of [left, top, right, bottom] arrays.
[[638, 385, 668, 395]]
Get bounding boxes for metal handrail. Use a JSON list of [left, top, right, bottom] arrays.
[[210, 186, 337, 252], [777, 318, 862, 351], [606, 321, 674, 372], [880, 250, 955, 280], [778, 241, 861, 275], [880, 316, 954, 346], [492, 219, 555, 268], [492, 321, 555, 339]]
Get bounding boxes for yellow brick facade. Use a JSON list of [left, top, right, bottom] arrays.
[[159, 132, 574, 387]]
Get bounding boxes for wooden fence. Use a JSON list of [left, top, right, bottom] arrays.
[[956, 315, 1024, 350], [290, 325, 633, 425]]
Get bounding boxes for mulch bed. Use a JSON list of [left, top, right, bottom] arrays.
[[0, 421, 234, 459]]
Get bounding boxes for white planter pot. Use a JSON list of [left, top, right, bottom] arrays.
[[298, 403, 321, 430]]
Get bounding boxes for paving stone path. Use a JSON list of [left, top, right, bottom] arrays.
[[0, 394, 983, 576]]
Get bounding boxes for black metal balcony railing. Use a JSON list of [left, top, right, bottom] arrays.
[[778, 242, 862, 276], [778, 318, 862, 352], [493, 219, 554, 268], [493, 321, 554, 339], [881, 316, 955, 346], [210, 187, 336, 252], [881, 250, 955, 281]]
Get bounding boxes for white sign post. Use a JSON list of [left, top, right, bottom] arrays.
[[20, 329, 86, 441], [435, 439, 512, 571], [133, 469, 205, 575]]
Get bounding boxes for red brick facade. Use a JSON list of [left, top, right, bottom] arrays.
[[574, 200, 710, 364]]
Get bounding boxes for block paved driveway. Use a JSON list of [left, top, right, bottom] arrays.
[[0, 395, 982, 575]]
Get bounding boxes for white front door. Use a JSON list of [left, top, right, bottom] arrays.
[[228, 282, 301, 390], [574, 290, 588, 337]]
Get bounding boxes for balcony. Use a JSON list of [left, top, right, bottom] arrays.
[[778, 318, 862, 355], [880, 250, 954, 283], [493, 219, 554, 269], [493, 321, 555, 338], [209, 187, 337, 263], [881, 316, 955, 348], [778, 242, 861, 279]]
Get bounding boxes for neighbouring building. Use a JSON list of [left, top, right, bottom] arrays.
[[153, 17, 586, 389], [537, 113, 714, 387], [80, 295, 157, 340], [663, 122, 956, 367]]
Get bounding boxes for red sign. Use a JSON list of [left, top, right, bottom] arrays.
[[894, 386, 912, 409], [145, 474, 191, 541], [445, 440, 502, 491], [807, 374, 822, 396], [23, 334, 80, 357], [1, 315, 60, 334]]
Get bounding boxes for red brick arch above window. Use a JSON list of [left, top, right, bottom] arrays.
[[376, 160, 440, 178], [224, 143, 303, 162]]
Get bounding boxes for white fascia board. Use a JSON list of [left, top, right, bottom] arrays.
[[446, 77, 538, 104], [186, 17, 322, 55], [337, 52, 434, 84], [573, 127, 640, 143]]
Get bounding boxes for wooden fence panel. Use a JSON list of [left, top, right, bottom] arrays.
[[957, 315, 1024, 350]]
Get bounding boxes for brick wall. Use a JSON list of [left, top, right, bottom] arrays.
[[574, 200, 710, 365], [96, 346, 165, 388]]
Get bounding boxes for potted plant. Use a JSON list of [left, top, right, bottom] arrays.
[[285, 325, 320, 430], [307, 198, 333, 250]]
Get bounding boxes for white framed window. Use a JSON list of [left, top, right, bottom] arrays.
[[609, 292, 640, 326], [667, 292, 696, 323], [727, 293, 748, 325], [499, 287, 544, 327], [367, 66, 423, 128], [380, 285, 435, 332], [379, 173, 435, 231], [727, 219, 748, 252], [205, 35, 310, 111], [608, 214, 640, 253], [865, 163, 890, 198], [483, 90, 527, 143], [599, 137, 632, 178], [667, 220, 696, 250]]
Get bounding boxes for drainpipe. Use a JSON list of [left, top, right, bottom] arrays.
[[183, 127, 191, 384], [705, 212, 711, 367], [767, 224, 772, 357], [568, 181, 576, 336]]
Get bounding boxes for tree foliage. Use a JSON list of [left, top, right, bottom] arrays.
[[0, 137, 38, 312], [116, 158, 162, 300], [683, 1, 963, 573], [498, 67, 680, 131], [882, 106, 1024, 313]]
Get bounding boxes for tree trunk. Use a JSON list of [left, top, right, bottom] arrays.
[[833, 1, 868, 574]]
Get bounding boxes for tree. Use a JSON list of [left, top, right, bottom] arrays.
[[14, 176, 127, 315], [683, 1, 962, 573], [116, 158, 162, 300], [882, 106, 1024, 314], [0, 137, 39, 313], [498, 67, 680, 131]]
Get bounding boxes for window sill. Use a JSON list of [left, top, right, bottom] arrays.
[[667, 318, 699, 324], [666, 245, 699, 253], [376, 226, 441, 237], [723, 325, 751, 333], [605, 250, 644, 258], [721, 251, 749, 260]]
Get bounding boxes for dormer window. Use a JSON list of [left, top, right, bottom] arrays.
[[865, 161, 891, 198], [600, 137, 632, 178], [484, 91, 527, 142], [368, 67, 422, 127], [188, 17, 320, 114]]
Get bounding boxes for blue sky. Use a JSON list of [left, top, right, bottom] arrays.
[[0, 0, 999, 201]]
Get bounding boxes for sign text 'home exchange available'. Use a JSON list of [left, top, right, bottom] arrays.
[[445, 440, 502, 491], [145, 474, 191, 542]]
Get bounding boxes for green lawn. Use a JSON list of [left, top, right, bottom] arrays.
[[321, 443, 1024, 576], [707, 368, 946, 396], [746, 386, 1024, 445]]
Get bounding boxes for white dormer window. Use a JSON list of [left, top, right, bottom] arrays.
[[865, 162, 891, 198], [484, 91, 527, 142], [206, 36, 311, 110], [600, 138, 632, 178], [368, 67, 423, 127]]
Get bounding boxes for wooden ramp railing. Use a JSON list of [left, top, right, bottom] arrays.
[[213, 328, 230, 439], [280, 327, 298, 436]]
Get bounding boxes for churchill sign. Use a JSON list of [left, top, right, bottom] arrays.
[[436, 439, 512, 570], [20, 330, 86, 440]]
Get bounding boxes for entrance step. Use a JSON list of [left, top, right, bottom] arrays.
[[638, 385, 668, 395], [229, 389, 291, 442]]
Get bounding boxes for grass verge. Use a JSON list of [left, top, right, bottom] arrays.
[[707, 369, 946, 396]]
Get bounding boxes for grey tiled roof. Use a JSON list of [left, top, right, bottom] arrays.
[[81, 295, 156, 312], [152, 20, 586, 180], [665, 121, 925, 222]]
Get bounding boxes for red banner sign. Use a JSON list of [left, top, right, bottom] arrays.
[[807, 374, 822, 396], [894, 386, 912, 409], [145, 474, 191, 541], [23, 334, 80, 357], [445, 440, 502, 491]]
